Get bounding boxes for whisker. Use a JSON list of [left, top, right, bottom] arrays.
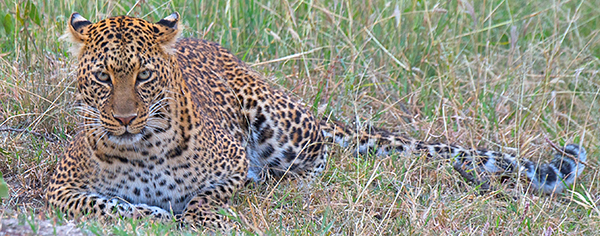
[[95, 131, 107, 147]]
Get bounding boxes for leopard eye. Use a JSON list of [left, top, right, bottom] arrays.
[[137, 70, 152, 81], [95, 71, 110, 82]]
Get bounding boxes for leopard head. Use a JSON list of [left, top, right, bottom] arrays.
[[67, 12, 181, 146]]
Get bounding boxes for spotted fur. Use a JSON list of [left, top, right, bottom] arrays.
[[47, 12, 587, 230], [321, 120, 586, 194]]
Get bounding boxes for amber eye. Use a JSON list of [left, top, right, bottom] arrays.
[[137, 70, 152, 81], [95, 71, 110, 82]]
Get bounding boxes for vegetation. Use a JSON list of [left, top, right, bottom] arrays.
[[0, 0, 598, 234]]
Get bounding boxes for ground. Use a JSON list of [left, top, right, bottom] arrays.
[[0, 0, 598, 235]]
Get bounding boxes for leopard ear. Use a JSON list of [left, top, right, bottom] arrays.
[[67, 13, 92, 43], [154, 12, 181, 54], [61, 12, 92, 56]]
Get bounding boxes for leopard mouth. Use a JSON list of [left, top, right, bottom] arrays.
[[118, 131, 140, 139], [106, 129, 145, 144]]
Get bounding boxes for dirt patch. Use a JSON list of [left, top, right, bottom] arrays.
[[0, 218, 87, 236]]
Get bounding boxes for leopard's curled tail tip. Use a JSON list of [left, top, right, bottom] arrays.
[[529, 143, 587, 195], [561, 143, 587, 177]]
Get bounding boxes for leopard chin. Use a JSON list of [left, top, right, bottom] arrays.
[[106, 130, 145, 145]]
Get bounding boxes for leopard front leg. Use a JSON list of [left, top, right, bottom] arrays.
[[47, 185, 172, 221], [46, 137, 173, 222]]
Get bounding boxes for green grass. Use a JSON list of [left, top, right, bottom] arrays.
[[0, 0, 598, 234]]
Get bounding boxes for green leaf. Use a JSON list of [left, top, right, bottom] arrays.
[[26, 1, 41, 26], [1, 13, 14, 36], [0, 147, 8, 156], [0, 172, 9, 199]]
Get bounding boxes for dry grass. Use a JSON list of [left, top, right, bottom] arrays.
[[0, 0, 598, 235]]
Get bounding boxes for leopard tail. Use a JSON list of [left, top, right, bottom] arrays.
[[320, 119, 586, 194]]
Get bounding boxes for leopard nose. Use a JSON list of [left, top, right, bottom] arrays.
[[113, 114, 137, 126]]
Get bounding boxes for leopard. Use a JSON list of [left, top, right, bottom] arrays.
[[46, 12, 588, 230]]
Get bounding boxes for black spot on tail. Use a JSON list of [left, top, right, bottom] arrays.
[[552, 157, 574, 177], [496, 158, 515, 172], [537, 166, 557, 184], [415, 141, 426, 151]]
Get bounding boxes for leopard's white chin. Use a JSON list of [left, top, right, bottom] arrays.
[[107, 130, 144, 145]]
